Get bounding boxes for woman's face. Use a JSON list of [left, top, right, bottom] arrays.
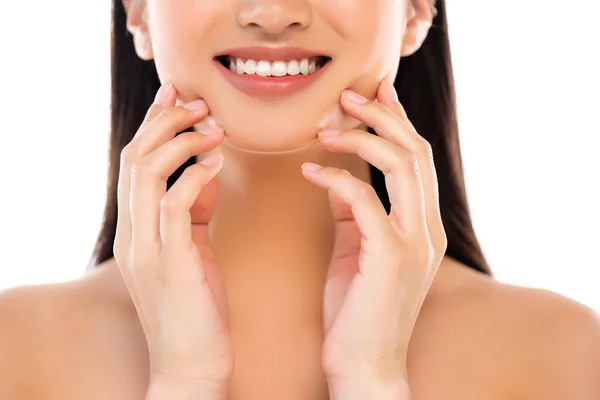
[[143, 0, 411, 153]]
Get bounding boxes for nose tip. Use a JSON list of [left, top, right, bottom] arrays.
[[237, 1, 311, 36]]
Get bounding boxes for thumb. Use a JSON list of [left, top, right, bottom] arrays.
[[189, 169, 227, 326], [328, 189, 361, 262], [141, 81, 177, 130], [190, 168, 220, 245]]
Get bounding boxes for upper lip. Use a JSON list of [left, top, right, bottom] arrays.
[[214, 46, 331, 61]]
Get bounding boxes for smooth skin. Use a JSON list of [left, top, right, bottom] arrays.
[[115, 84, 234, 397], [308, 84, 446, 383], [1, 82, 600, 400], [2, 0, 600, 399]]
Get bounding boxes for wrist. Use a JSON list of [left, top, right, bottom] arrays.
[[145, 376, 229, 400], [326, 376, 412, 400]]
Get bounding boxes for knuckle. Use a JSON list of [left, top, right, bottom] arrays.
[[130, 160, 156, 182], [120, 145, 137, 166], [352, 181, 378, 202], [418, 140, 435, 165], [434, 232, 448, 255], [157, 105, 185, 122], [398, 152, 420, 175], [417, 138, 433, 156], [160, 195, 184, 216]]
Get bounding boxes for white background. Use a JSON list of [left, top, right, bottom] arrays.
[[0, 2, 598, 310]]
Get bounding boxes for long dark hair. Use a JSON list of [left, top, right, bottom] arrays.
[[89, 0, 492, 276]]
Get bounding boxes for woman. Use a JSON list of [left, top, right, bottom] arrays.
[[1, 0, 599, 399]]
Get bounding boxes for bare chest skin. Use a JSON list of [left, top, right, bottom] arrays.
[[20, 258, 508, 400]]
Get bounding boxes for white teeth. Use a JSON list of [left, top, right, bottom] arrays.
[[236, 58, 245, 75], [256, 60, 271, 77], [243, 59, 256, 74], [287, 60, 300, 75], [299, 58, 309, 75], [271, 61, 287, 77], [226, 56, 326, 77]]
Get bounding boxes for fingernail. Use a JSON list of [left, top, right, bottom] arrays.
[[301, 162, 322, 172], [198, 126, 223, 136], [183, 99, 208, 113], [382, 80, 399, 102], [154, 81, 173, 105], [341, 90, 369, 104], [200, 154, 224, 167], [318, 129, 341, 137]]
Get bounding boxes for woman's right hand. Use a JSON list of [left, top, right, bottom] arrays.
[[113, 82, 233, 398]]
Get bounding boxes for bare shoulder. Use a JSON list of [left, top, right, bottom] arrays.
[[0, 260, 134, 340], [0, 260, 143, 399], [486, 278, 600, 399], [415, 258, 600, 399]]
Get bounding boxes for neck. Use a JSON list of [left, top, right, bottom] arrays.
[[201, 135, 371, 328]]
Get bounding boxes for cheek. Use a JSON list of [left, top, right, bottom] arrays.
[[343, 0, 406, 98], [147, 0, 219, 89]]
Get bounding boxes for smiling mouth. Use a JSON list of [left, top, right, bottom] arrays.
[[215, 55, 332, 77]]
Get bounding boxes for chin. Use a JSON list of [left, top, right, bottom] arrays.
[[220, 125, 319, 154], [221, 111, 366, 154], [193, 94, 360, 154]]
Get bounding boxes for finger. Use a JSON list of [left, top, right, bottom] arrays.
[[130, 129, 224, 245], [318, 129, 427, 238], [115, 81, 177, 254], [128, 101, 210, 160], [123, 98, 212, 247], [189, 174, 220, 226], [340, 88, 415, 150], [301, 163, 398, 263], [326, 187, 362, 263], [189, 167, 220, 254], [160, 154, 224, 249], [340, 87, 445, 248], [141, 81, 177, 131], [375, 81, 446, 249]]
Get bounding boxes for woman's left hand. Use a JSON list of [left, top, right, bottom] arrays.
[[301, 80, 448, 392]]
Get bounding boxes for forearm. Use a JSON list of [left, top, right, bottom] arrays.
[[327, 377, 412, 400]]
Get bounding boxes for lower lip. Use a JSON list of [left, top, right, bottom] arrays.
[[214, 58, 331, 99]]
